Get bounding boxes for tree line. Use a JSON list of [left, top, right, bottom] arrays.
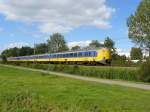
[[1, 33, 116, 58], [0, 32, 145, 63]]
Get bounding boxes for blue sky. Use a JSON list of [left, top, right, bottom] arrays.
[[0, 0, 141, 56]]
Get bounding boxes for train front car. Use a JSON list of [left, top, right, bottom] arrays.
[[96, 48, 112, 65]]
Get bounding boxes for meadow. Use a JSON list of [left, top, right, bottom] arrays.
[[0, 65, 150, 112]]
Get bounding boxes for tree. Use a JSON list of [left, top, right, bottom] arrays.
[[130, 47, 143, 60], [35, 43, 48, 54], [89, 40, 103, 48], [1, 47, 19, 57], [19, 47, 34, 56], [1, 55, 7, 63], [104, 37, 115, 52], [127, 0, 150, 55], [1, 46, 34, 57], [47, 33, 69, 53], [71, 45, 81, 51]]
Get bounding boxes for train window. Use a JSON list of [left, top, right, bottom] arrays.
[[78, 52, 82, 57], [59, 54, 61, 58], [60, 54, 62, 58], [74, 53, 77, 57], [70, 53, 73, 57], [83, 52, 86, 57], [89, 52, 91, 56], [86, 52, 88, 56], [57, 54, 59, 58], [52, 55, 54, 58], [58, 54, 61, 58], [66, 54, 69, 58], [63, 54, 65, 58]]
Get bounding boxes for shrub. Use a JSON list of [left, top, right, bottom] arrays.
[[139, 58, 150, 82]]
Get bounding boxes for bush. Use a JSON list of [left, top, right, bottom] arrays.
[[139, 58, 150, 82]]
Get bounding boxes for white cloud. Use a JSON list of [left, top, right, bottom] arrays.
[[116, 48, 130, 57], [68, 40, 104, 48], [6, 42, 30, 49], [68, 40, 92, 48], [0, 0, 115, 33]]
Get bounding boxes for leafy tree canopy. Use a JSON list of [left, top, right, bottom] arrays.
[[89, 40, 103, 48], [127, 0, 150, 55], [130, 47, 143, 60], [71, 45, 81, 51], [104, 37, 115, 51], [35, 43, 48, 54], [47, 33, 69, 53]]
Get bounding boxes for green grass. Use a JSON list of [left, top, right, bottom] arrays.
[[0, 65, 150, 112], [20, 63, 139, 82]]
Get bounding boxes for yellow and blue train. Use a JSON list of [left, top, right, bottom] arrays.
[[7, 48, 112, 65]]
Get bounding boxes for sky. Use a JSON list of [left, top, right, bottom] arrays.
[[0, 0, 141, 56]]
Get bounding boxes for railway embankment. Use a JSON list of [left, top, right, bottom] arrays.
[[3, 63, 139, 82]]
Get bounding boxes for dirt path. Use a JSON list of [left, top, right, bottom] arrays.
[[1, 64, 150, 90]]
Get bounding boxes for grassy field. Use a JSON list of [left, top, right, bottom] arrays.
[[0, 65, 150, 112]]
